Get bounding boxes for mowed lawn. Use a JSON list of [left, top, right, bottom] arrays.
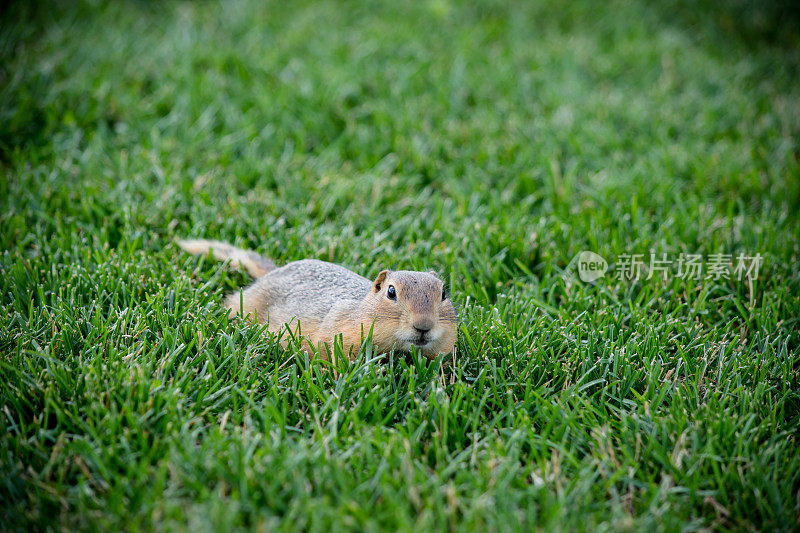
[[2, 0, 799, 530]]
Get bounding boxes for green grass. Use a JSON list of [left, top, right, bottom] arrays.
[[2, 0, 799, 530]]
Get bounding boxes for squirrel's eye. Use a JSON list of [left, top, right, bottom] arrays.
[[387, 285, 397, 300], [441, 288, 446, 301]]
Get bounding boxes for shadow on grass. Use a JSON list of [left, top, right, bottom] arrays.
[[647, 0, 800, 52]]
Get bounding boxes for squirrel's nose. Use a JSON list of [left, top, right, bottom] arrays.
[[413, 318, 434, 334]]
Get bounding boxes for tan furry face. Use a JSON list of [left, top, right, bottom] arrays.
[[368, 270, 457, 358]]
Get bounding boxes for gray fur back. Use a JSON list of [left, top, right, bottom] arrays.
[[249, 259, 371, 321]]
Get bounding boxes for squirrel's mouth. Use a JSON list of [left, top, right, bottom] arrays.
[[409, 334, 433, 348], [400, 331, 438, 352]]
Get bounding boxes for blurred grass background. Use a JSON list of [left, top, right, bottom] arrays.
[[1, 0, 799, 530]]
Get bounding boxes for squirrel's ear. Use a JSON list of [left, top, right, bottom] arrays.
[[372, 270, 389, 292], [428, 270, 440, 278]]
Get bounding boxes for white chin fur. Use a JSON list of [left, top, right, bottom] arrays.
[[396, 332, 440, 352]]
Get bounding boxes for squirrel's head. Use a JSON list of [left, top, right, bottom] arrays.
[[366, 269, 457, 359]]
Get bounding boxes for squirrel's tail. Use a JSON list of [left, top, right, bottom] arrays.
[[176, 239, 277, 278]]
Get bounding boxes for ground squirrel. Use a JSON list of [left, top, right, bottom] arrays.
[[177, 239, 457, 360]]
